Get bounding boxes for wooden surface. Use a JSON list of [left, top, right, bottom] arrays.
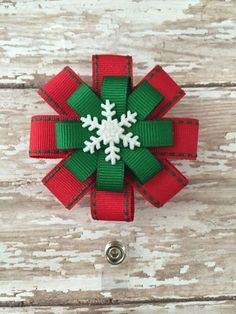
[[0, 0, 235, 313], [0, 301, 235, 313]]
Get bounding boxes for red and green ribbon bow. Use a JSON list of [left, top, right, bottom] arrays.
[[29, 55, 199, 222]]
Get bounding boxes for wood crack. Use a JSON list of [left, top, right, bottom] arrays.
[[1, 82, 236, 89], [0, 295, 236, 308]]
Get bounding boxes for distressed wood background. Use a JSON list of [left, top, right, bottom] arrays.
[[0, 0, 235, 313]]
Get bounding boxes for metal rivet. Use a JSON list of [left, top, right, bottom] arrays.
[[105, 241, 126, 265]]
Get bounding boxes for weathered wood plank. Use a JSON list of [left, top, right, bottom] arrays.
[[0, 87, 235, 305], [0, 301, 236, 313], [0, 0, 236, 87]]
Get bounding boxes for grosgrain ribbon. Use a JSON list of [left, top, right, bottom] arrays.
[[29, 55, 199, 222], [55, 76, 173, 192]]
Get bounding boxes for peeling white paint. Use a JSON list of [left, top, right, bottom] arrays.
[[129, 276, 198, 289], [180, 265, 189, 274], [80, 229, 111, 240], [205, 262, 216, 268], [0, 276, 102, 299], [186, 88, 236, 99], [136, 200, 210, 234], [225, 132, 236, 140], [220, 132, 236, 152], [0, 0, 235, 86], [220, 143, 236, 152], [179, 143, 233, 175], [0, 302, 233, 313], [31, 215, 76, 225], [0, 196, 13, 200], [0, 275, 194, 302], [210, 20, 236, 40]]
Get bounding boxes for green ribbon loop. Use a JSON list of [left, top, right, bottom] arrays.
[[56, 121, 94, 149], [130, 120, 173, 147], [121, 148, 162, 184], [67, 83, 102, 119], [128, 80, 163, 120], [96, 151, 125, 192], [101, 76, 131, 116], [56, 75, 172, 191], [64, 150, 97, 182]]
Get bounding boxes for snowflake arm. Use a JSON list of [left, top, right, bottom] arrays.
[[119, 110, 137, 127], [83, 135, 102, 154], [101, 100, 116, 120], [120, 132, 141, 150], [105, 142, 121, 165], [80, 115, 100, 131]]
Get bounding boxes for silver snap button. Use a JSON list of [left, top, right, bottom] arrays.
[[105, 241, 126, 265]]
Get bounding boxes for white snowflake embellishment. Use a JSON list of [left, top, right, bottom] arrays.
[[81, 99, 141, 165]]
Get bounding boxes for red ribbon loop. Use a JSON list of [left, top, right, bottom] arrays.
[[29, 55, 199, 222]]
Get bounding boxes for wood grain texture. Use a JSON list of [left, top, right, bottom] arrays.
[[0, 87, 235, 306], [0, 0, 236, 87], [0, 0, 236, 311], [0, 301, 236, 313]]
